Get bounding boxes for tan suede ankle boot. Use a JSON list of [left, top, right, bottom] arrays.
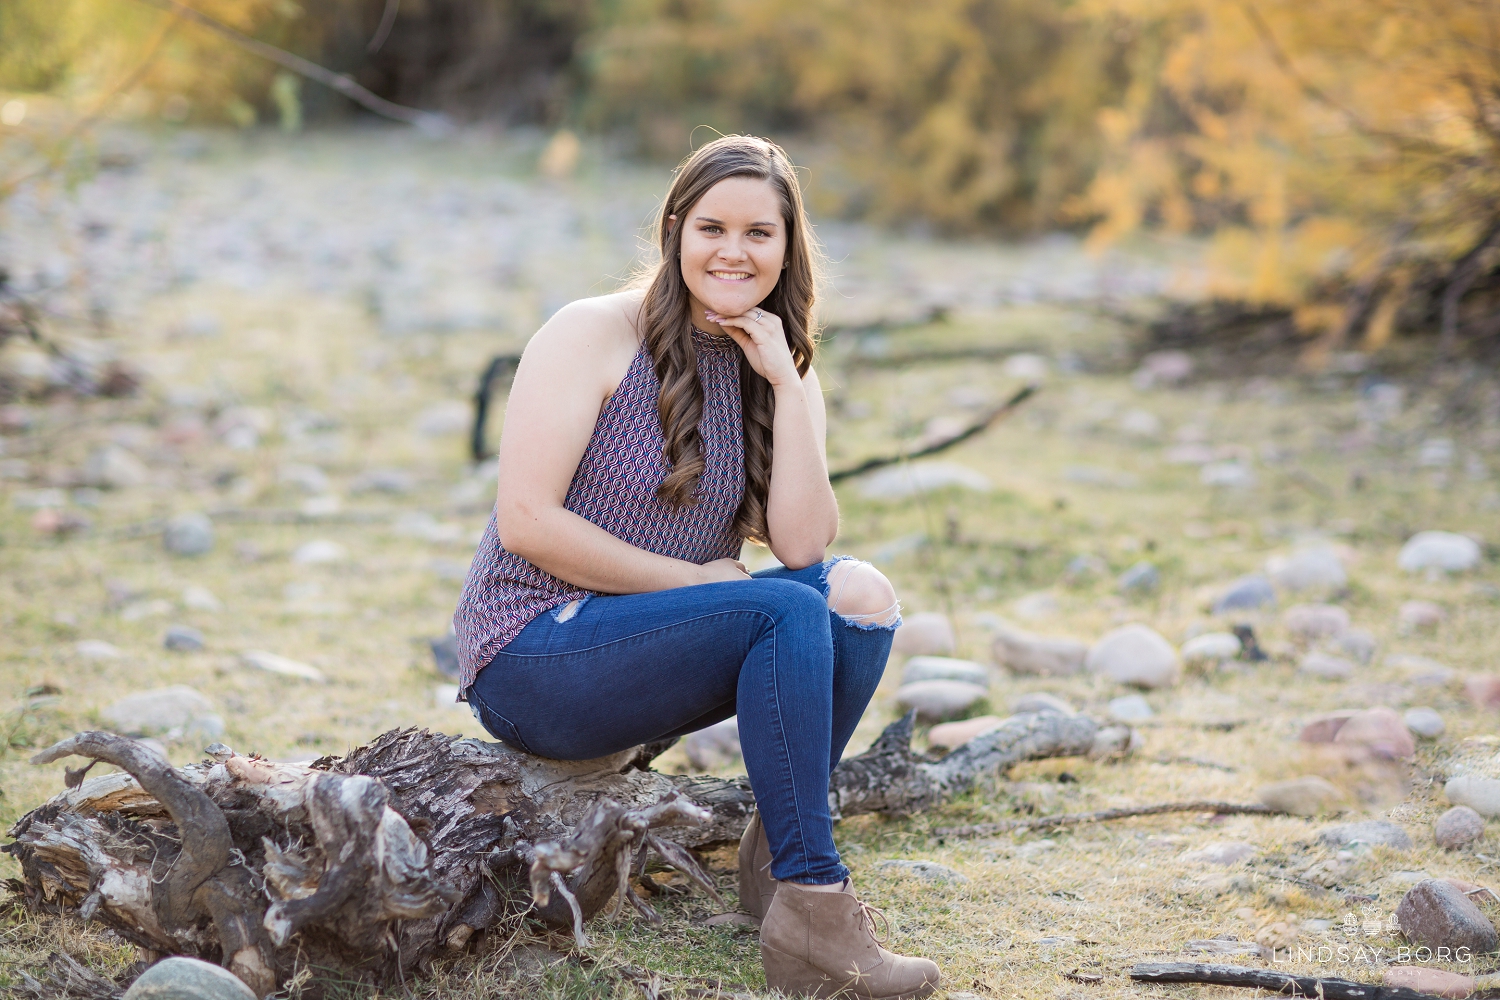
[[737, 811, 778, 922], [759, 879, 940, 999]]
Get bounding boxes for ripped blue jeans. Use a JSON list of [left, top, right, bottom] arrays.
[[467, 557, 898, 885]]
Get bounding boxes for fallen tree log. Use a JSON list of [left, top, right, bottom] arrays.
[[1129, 963, 1443, 1000], [5, 711, 1105, 995]]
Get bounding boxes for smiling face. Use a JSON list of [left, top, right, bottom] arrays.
[[674, 175, 788, 330]]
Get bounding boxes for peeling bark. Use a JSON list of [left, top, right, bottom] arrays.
[[5, 711, 1100, 995]]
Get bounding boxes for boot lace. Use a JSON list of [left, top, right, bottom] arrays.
[[856, 899, 891, 943]]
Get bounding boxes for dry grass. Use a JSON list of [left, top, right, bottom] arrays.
[[1, 129, 1499, 998]]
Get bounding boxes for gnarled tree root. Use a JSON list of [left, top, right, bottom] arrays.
[[5, 711, 1103, 994]]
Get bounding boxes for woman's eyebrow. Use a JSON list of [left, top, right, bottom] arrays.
[[693, 215, 779, 228]]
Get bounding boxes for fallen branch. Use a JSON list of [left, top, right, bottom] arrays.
[[828, 384, 1037, 483], [130, 0, 450, 133], [1129, 962, 1441, 1000], [935, 800, 1282, 839]]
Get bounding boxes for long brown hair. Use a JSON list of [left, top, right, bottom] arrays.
[[639, 135, 819, 546]]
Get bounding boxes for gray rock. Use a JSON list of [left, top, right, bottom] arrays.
[[1334, 628, 1379, 664], [278, 463, 329, 494], [1064, 553, 1109, 581], [895, 679, 988, 722], [874, 859, 968, 883], [1395, 879, 1499, 953], [1256, 776, 1342, 816], [182, 585, 223, 612], [123, 956, 256, 1000], [292, 539, 346, 564], [858, 461, 991, 500], [1181, 632, 1241, 664], [991, 622, 1088, 677], [429, 634, 460, 680], [891, 612, 955, 656], [1212, 575, 1277, 614], [1446, 776, 1500, 818], [163, 512, 214, 556], [1267, 545, 1347, 592], [901, 656, 989, 687], [82, 444, 149, 489], [683, 717, 741, 770], [1284, 604, 1350, 640], [75, 639, 122, 660], [1298, 651, 1357, 680], [1010, 692, 1075, 715], [1180, 841, 1257, 865], [1086, 624, 1180, 689], [1434, 806, 1485, 850], [1398, 531, 1482, 574], [1108, 694, 1154, 722], [103, 685, 222, 741], [1201, 461, 1255, 488], [1117, 561, 1160, 595], [350, 467, 414, 495], [1404, 707, 1445, 739], [163, 625, 205, 652], [1316, 821, 1413, 850], [1088, 725, 1143, 759]]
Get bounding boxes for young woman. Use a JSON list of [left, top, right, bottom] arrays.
[[454, 135, 941, 1000]]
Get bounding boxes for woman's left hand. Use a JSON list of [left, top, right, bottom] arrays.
[[705, 307, 800, 389]]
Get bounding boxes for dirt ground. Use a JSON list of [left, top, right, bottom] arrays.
[[1, 127, 1498, 998]]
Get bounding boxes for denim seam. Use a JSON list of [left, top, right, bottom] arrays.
[[466, 687, 537, 755]]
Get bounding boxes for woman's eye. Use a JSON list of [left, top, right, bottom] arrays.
[[749, 229, 770, 238]]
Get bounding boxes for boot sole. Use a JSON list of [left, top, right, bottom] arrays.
[[760, 943, 937, 1000]]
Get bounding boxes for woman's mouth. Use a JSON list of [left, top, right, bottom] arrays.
[[709, 270, 753, 281]]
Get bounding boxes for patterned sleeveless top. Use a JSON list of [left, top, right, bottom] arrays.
[[453, 328, 747, 696]]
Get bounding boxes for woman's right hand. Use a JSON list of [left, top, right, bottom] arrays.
[[695, 557, 751, 585]]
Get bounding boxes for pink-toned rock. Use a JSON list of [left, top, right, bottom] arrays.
[[1383, 967, 1473, 998], [892, 612, 956, 656], [1299, 709, 1359, 744], [1333, 707, 1416, 759], [1464, 675, 1500, 710], [1435, 807, 1485, 850], [1399, 600, 1446, 632], [928, 715, 1005, 750], [1283, 603, 1350, 640]]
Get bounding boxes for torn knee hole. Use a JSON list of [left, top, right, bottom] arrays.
[[827, 561, 901, 628]]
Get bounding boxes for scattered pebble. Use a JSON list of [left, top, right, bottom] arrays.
[[1064, 553, 1109, 581], [81, 444, 149, 489], [895, 679, 989, 722], [1283, 604, 1350, 641], [1403, 707, 1445, 739], [1333, 628, 1378, 664], [1390, 654, 1455, 687], [1002, 353, 1049, 380], [1011, 591, 1060, 620], [1399, 601, 1446, 632], [1333, 707, 1415, 759], [901, 656, 989, 687], [891, 612, 955, 656], [278, 463, 330, 494], [929, 715, 1005, 750], [1398, 531, 1482, 574], [163, 512, 214, 556], [1201, 461, 1255, 489], [990, 622, 1088, 677], [1434, 807, 1485, 850], [292, 539, 346, 565], [1395, 879, 1499, 953], [240, 650, 326, 682], [1298, 651, 1356, 680], [162, 625, 205, 652], [1088, 725, 1141, 759], [1180, 841, 1257, 866], [684, 717, 741, 770], [429, 635, 460, 680], [1086, 623, 1180, 689], [1316, 820, 1413, 850], [1181, 632, 1241, 665], [858, 461, 991, 500], [1256, 776, 1342, 816], [1010, 692, 1075, 715], [1212, 574, 1277, 614], [1445, 776, 1500, 818], [1267, 545, 1347, 592], [120, 599, 173, 622], [1463, 676, 1500, 710], [75, 639, 122, 660], [874, 859, 968, 883], [1108, 694, 1154, 722], [350, 467, 414, 495], [181, 585, 223, 612], [1300, 710, 1358, 743], [1382, 968, 1473, 999], [1133, 350, 1193, 388], [122, 955, 257, 1000], [1117, 561, 1159, 595], [413, 400, 471, 437]]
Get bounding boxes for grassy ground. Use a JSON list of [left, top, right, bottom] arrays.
[[1, 129, 1498, 998]]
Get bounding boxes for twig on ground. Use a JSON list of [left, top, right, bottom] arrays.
[[128, 0, 450, 133], [936, 801, 1283, 840], [1129, 962, 1441, 1000], [828, 384, 1037, 483], [1152, 754, 1238, 773]]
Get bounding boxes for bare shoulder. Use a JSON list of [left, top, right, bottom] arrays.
[[519, 290, 644, 389]]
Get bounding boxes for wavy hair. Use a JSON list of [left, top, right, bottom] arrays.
[[639, 135, 819, 546]]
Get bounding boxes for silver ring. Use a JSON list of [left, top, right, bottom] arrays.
[[755, 309, 764, 321]]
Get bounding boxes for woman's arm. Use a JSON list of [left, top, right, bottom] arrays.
[[706, 308, 839, 568], [494, 296, 751, 593]]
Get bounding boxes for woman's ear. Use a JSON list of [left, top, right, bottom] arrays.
[[666, 213, 678, 234]]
